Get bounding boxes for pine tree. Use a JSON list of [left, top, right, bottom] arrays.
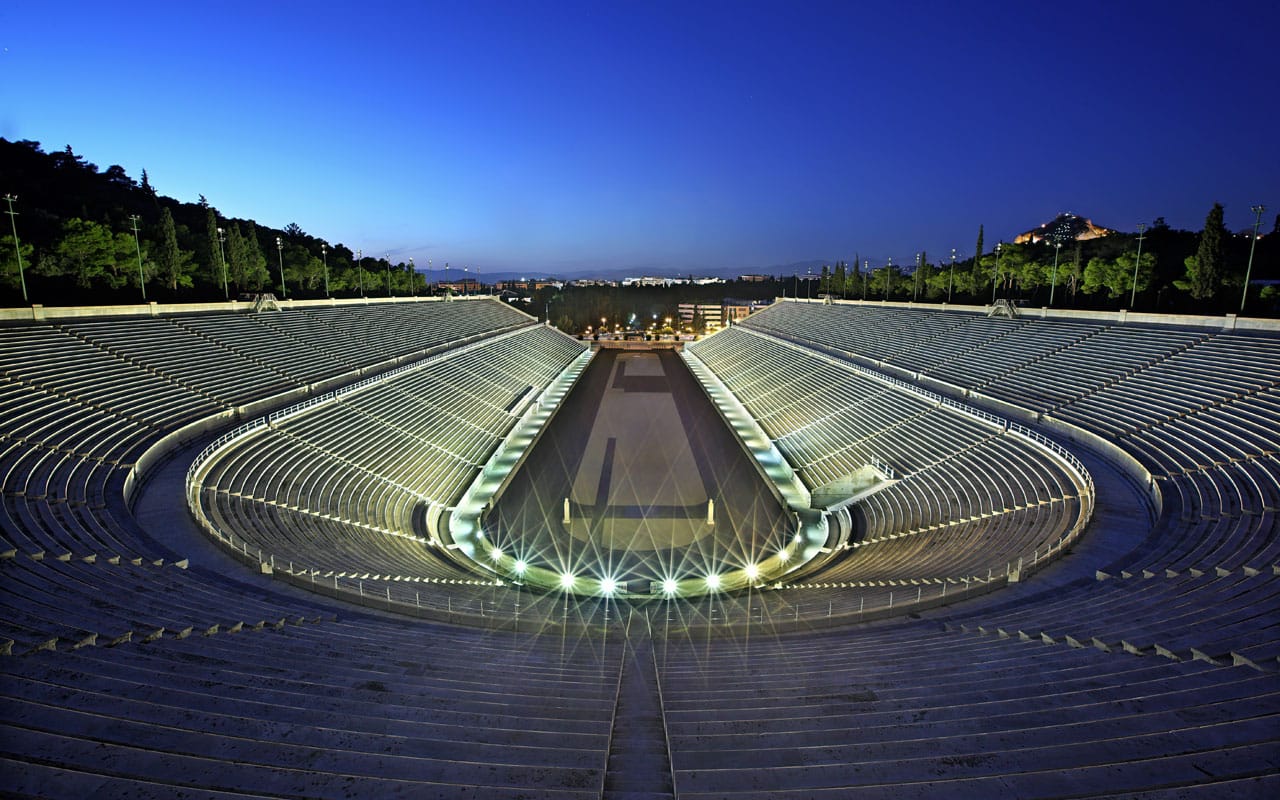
[[1184, 202, 1226, 300], [973, 225, 984, 273]]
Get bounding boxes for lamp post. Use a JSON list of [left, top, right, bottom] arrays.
[[1129, 223, 1146, 309], [129, 214, 146, 301], [991, 242, 1002, 303], [863, 259, 869, 300], [321, 244, 329, 297], [217, 227, 228, 299], [357, 249, 364, 296], [1049, 241, 1062, 307], [386, 253, 392, 297], [1241, 205, 1266, 313], [427, 259, 432, 294], [275, 236, 287, 297], [914, 252, 922, 302], [3, 194, 27, 303], [948, 248, 957, 303], [885, 257, 893, 300], [408, 257, 415, 296]]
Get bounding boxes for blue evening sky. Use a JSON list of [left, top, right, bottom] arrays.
[[2, 1, 1276, 275]]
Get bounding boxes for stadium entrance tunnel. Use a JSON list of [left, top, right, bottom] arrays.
[[447, 348, 834, 599]]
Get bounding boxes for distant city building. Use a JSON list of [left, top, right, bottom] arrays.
[[620, 276, 724, 287], [496, 278, 563, 291], [677, 302, 723, 330], [1014, 212, 1115, 245], [436, 278, 480, 292], [569, 278, 617, 287], [496, 289, 530, 303], [722, 297, 773, 324], [623, 276, 675, 287], [738, 274, 772, 282]]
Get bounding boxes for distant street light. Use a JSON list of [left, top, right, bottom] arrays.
[[357, 249, 364, 296], [3, 194, 27, 303], [386, 253, 392, 297], [408, 257, 415, 296], [321, 244, 329, 297], [863, 259, 869, 299], [885, 257, 893, 300], [948, 248, 957, 303], [1129, 223, 1146, 309], [275, 236, 287, 297], [914, 252, 922, 302], [991, 242, 1003, 303], [1241, 204, 1266, 313], [129, 214, 146, 301], [217, 227, 228, 299], [1050, 241, 1062, 307]]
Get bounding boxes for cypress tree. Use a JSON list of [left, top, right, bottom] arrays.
[[243, 222, 269, 290], [204, 208, 223, 289], [226, 224, 247, 288], [1185, 202, 1226, 300], [154, 207, 193, 291]]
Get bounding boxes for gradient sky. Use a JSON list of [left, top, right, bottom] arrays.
[[2, 1, 1277, 275]]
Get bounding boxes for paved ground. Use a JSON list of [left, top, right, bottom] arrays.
[[486, 348, 792, 592]]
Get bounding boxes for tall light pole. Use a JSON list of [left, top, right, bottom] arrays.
[[914, 252, 922, 302], [863, 259, 869, 299], [275, 236, 287, 297], [3, 194, 27, 303], [1241, 204, 1266, 313], [885, 257, 893, 300], [357, 249, 364, 296], [385, 253, 392, 297], [217, 227, 228, 299], [1129, 223, 1146, 309], [129, 214, 146, 301], [1049, 241, 1062, 307], [408, 257, 415, 296], [991, 242, 1002, 303], [427, 259, 432, 294], [321, 244, 329, 297], [948, 248, 957, 303]]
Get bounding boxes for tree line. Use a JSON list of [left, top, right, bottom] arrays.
[[810, 206, 1275, 315], [1, 139, 428, 306]]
